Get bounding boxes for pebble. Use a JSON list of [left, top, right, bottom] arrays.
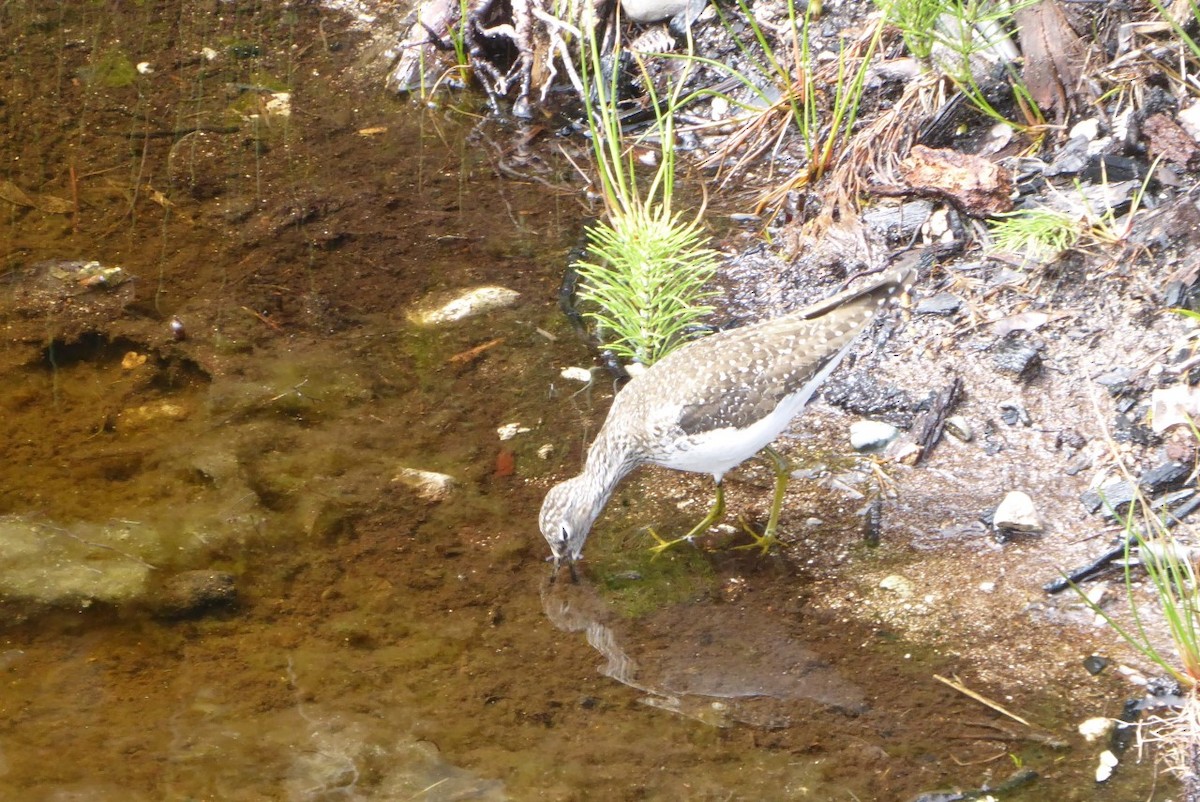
[[1080, 480, 1136, 516], [1095, 750, 1118, 782], [496, 422, 531, 440], [1082, 655, 1109, 676], [944, 415, 973, 441], [914, 292, 963, 316], [155, 570, 237, 618], [1078, 717, 1112, 742], [560, 366, 593, 383], [1094, 367, 1133, 395], [879, 574, 914, 597], [849, 420, 900, 452], [410, 286, 521, 325], [992, 337, 1042, 381], [1139, 460, 1189, 494], [999, 401, 1031, 426], [392, 467, 456, 501], [993, 491, 1042, 533]]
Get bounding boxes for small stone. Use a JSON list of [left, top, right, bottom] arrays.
[[999, 402, 1031, 426], [1056, 429, 1087, 450], [1139, 460, 1190, 494], [1064, 456, 1091, 476], [849, 420, 900, 452], [560, 366, 593, 383], [537, 443, 554, 459], [1079, 717, 1112, 741], [497, 422, 531, 440], [1095, 367, 1133, 395], [879, 574, 914, 597], [392, 467, 456, 502], [1081, 480, 1137, 516], [992, 337, 1042, 381], [993, 491, 1042, 533], [1082, 655, 1109, 676], [410, 286, 521, 325], [154, 570, 237, 618], [1095, 749, 1118, 783], [978, 581, 996, 593], [914, 292, 963, 316], [945, 415, 973, 441]]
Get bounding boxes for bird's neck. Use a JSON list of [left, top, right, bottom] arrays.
[[578, 428, 641, 516]]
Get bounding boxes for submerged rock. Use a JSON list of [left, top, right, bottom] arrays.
[[153, 570, 237, 618], [392, 467, 456, 502], [409, 286, 520, 325], [0, 515, 153, 605]]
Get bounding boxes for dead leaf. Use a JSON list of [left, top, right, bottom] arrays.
[[0, 180, 73, 214], [357, 126, 388, 136], [141, 184, 175, 208], [0, 180, 36, 208], [1143, 113, 1200, 170], [33, 194, 74, 214]]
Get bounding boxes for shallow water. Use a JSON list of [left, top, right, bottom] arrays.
[[0, 2, 1171, 800]]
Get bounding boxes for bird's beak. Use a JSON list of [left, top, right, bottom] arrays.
[[546, 547, 579, 584]]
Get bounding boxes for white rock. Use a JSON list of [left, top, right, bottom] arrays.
[[849, 420, 900, 452], [993, 491, 1042, 533], [410, 286, 521, 325], [391, 465, 456, 497], [978, 581, 996, 593], [1095, 749, 1118, 782], [945, 415, 973, 441], [392, 468, 456, 502], [497, 422, 531, 441], [560, 366, 593, 383], [879, 574, 914, 597], [1078, 717, 1113, 742], [265, 92, 291, 117], [1069, 118, 1099, 141], [136, 61, 153, 74], [537, 443, 554, 459]]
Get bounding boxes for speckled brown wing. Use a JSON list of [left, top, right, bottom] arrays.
[[673, 272, 910, 437]]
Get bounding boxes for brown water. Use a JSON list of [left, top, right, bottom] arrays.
[[0, 2, 1170, 800]]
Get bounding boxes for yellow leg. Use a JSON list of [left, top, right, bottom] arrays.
[[648, 482, 726, 557], [735, 446, 790, 554]]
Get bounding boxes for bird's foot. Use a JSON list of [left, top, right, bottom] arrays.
[[647, 528, 694, 558], [733, 517, 778, 555]]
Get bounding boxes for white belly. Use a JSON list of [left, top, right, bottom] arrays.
[[655, 391, 807, 479]]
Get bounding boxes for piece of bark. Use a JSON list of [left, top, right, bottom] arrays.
[[908, 377, 964, 464], [1014, 0, 1088, 123], [898, 145, 1013, 217], [1143, 113, 1200, 170]]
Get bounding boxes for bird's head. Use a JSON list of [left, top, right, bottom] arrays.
[[539, 476, 598, 570]]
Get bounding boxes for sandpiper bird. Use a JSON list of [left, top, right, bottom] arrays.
[[540, 267, 915, 570]]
